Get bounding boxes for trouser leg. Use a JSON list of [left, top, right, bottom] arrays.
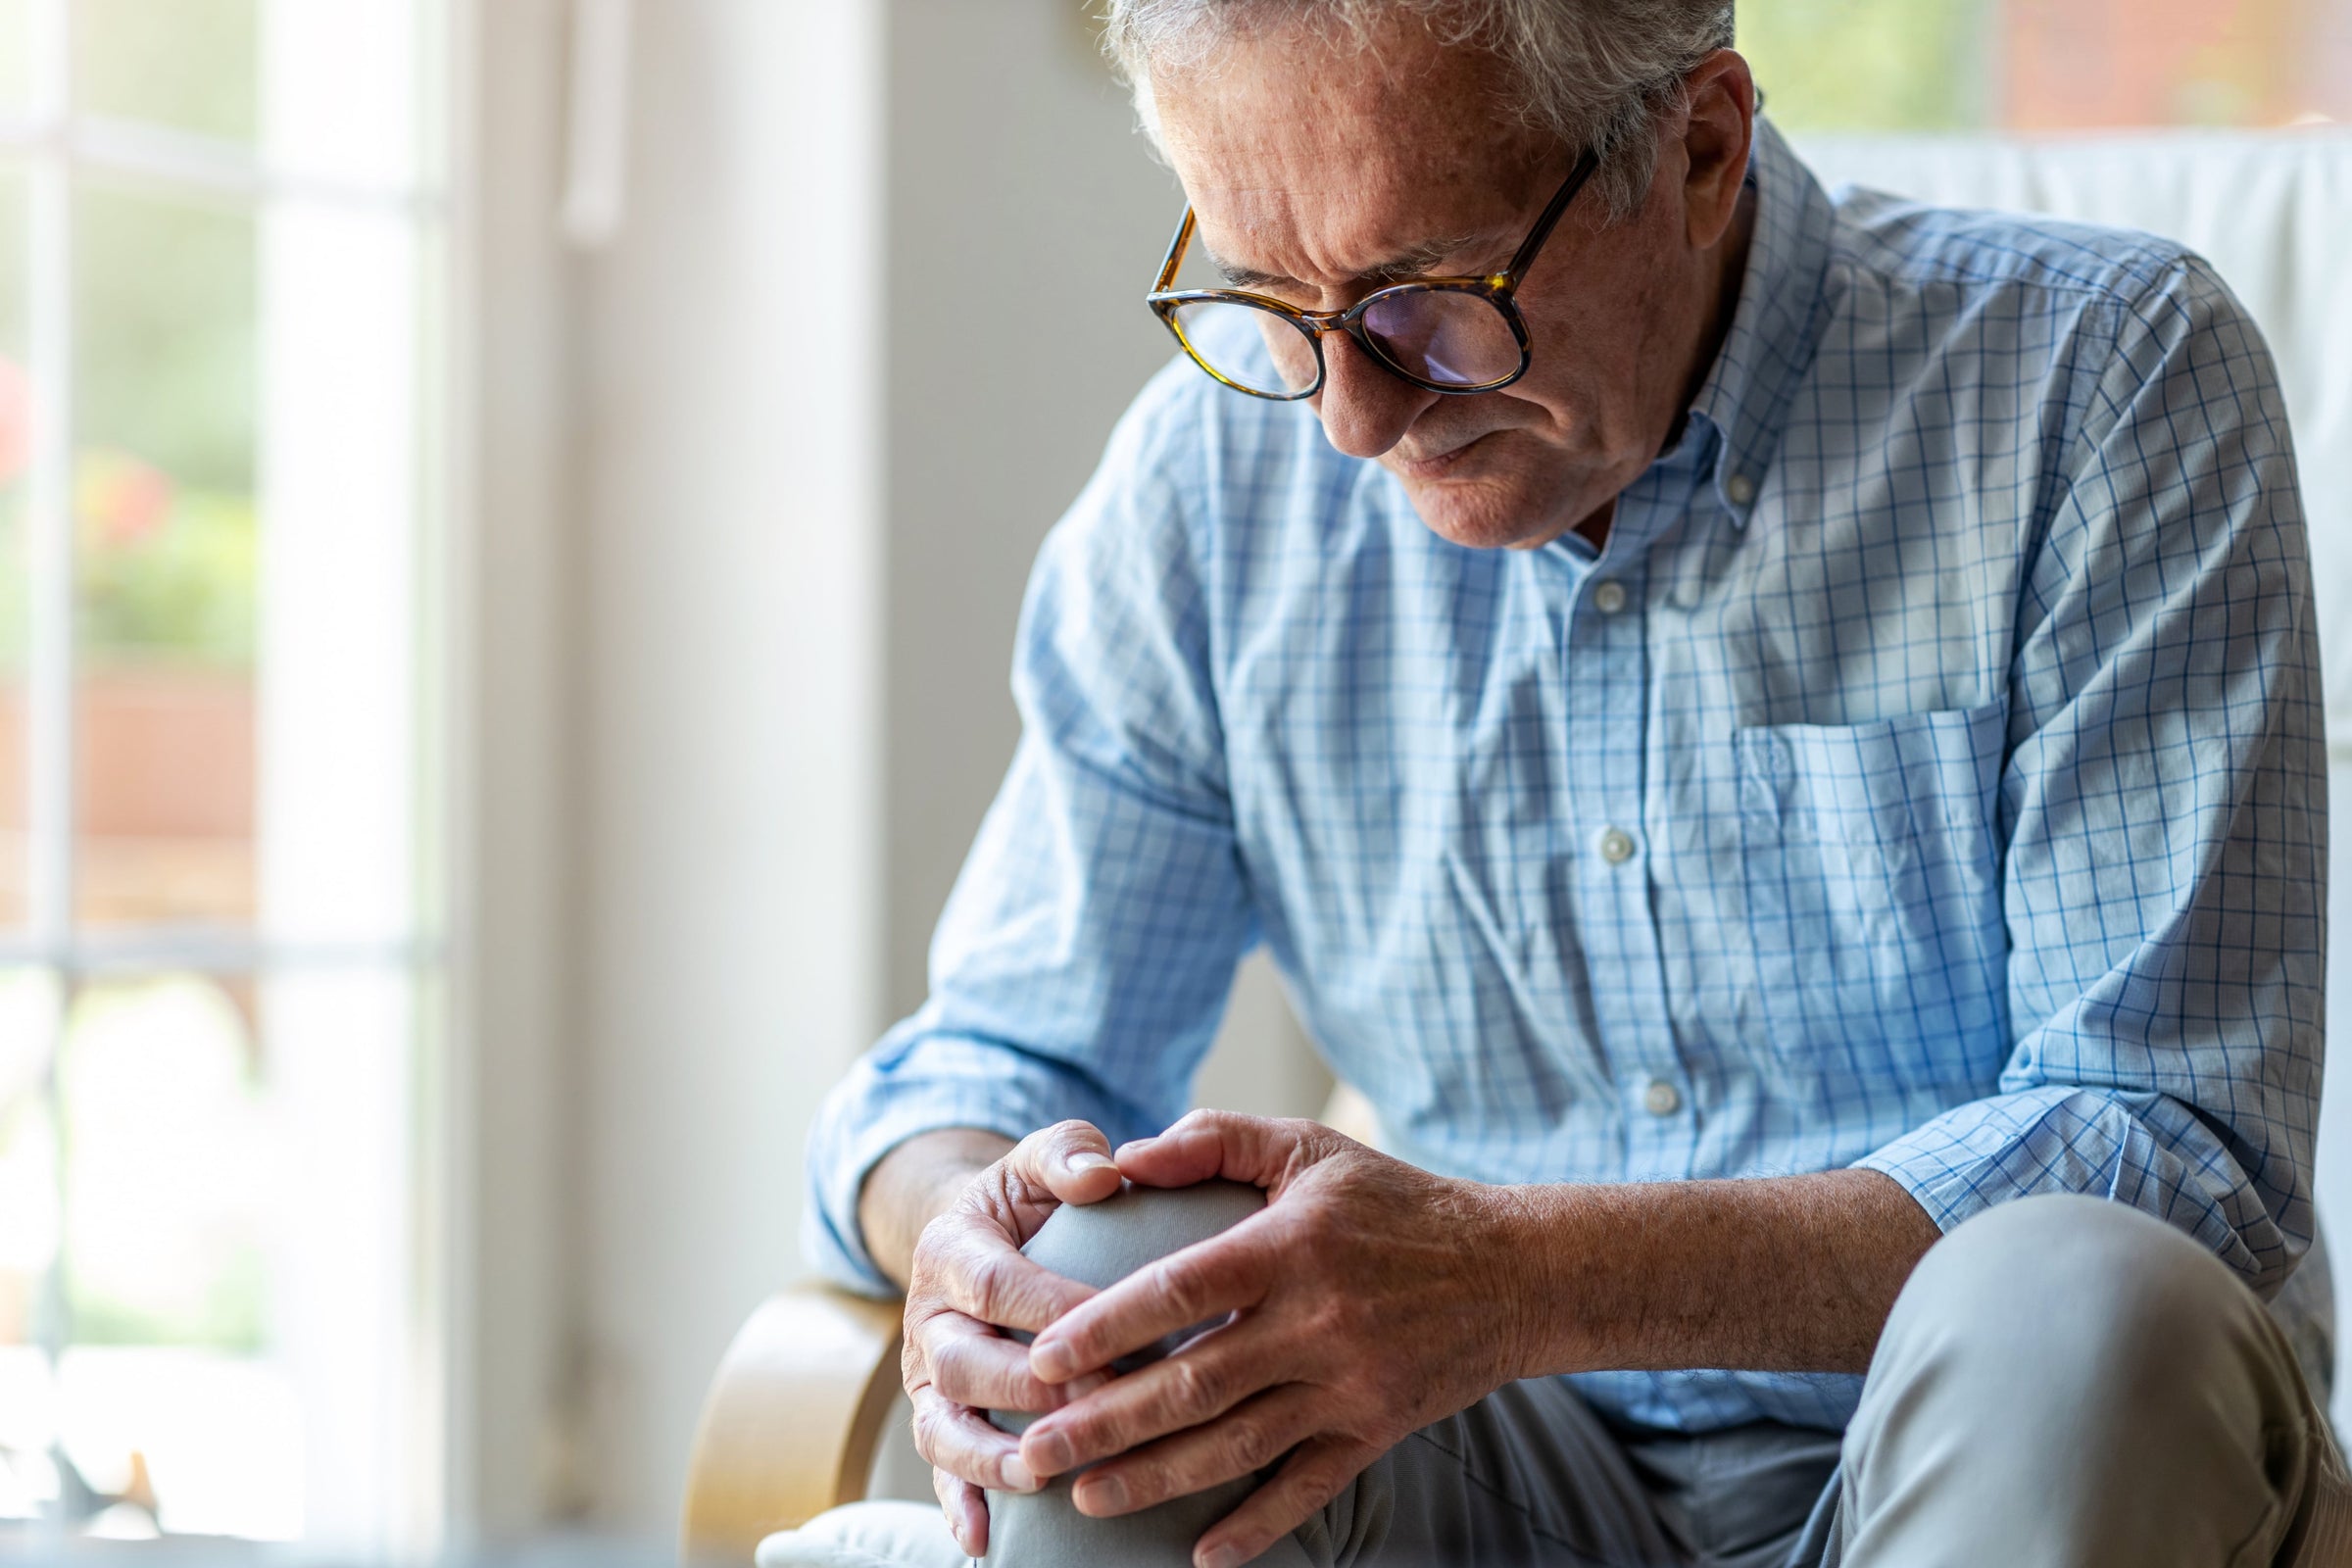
[[1835, 1193, 2352, 1568], [1322, 1377, 1690, 1567]]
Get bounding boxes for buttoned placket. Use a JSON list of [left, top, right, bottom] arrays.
[[1564, 486, 1694, 1177]]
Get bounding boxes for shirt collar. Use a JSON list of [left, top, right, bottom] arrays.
[[1683, 116, 1837, 527]]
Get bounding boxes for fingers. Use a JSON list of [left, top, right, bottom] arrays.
[[1065, 1385, 1322, 1518], [1115, 1109, 1323, 1193], [907, 1384, 1041, 1494], [1192, 1435, 1382, 1568], [1021, 1327, 1260, 1478], [924, 1310, 1110, 1413], [1006, 1118, 1124, 1208], [921, 1216, 1098, 1336], [933, 1465, 989, 1558], [1029, 1228, 1270, 1384]]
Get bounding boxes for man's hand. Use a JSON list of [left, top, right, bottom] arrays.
[[1013, 1110, 1531, 1568], [894, 1121, 1125, 1556]]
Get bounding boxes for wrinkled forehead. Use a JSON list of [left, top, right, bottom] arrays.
[[1148, 19, 1551, 281]]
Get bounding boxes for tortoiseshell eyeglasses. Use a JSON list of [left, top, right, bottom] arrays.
[[1146, 147, 1601, 401]]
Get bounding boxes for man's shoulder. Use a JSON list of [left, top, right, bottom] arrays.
[[1822, 181, 2228, 332]]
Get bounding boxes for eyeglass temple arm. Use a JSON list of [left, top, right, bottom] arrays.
[[1153, 209, 1198, 293], [1498, 148, 1603, 290]]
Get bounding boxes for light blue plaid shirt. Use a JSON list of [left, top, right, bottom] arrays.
[[806, 120, 2331, 1433]]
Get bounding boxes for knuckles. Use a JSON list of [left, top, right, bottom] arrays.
[[907, 1394, 951, 1465], [1166, 1349, 1225, 1417], [1222, 1415, 1276, 1473], [1154, 1252, 1217, 1323]]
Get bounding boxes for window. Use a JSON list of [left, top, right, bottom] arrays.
[[1740, 0, 2352, 132], [0, 0, 445, 1548]]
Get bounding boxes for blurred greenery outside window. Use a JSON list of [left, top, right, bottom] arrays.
[[0, 0, 259, 680], [1740, 0, 2351, 134]]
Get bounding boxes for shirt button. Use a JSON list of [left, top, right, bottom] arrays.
[[1598, 827, 1637, 864], [1642, 1079, 1682, 1116], [1725, 472, 1758, 507], [1592, 580, 1628, 614]]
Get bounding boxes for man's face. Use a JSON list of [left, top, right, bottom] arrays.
[[1152, 21, 1744, 551]]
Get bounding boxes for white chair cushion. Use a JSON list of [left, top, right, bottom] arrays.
[[756, 1499, 964, 1568]]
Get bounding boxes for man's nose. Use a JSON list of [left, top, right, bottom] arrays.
[[1311, 332, 1439, 460]]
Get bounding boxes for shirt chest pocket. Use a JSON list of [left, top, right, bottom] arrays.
[[1734, 702, 2011, 1095]]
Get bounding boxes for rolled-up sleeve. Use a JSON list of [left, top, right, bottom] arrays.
[[1855, 259, 2329, 1298], [804, 371, 1256, 1294]]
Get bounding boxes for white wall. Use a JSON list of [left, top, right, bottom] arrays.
[[878, 0, 1174, 1018], [568, 0, 886, 1533]]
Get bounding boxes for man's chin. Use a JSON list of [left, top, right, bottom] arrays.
[[1392, 470, 1577, 551]]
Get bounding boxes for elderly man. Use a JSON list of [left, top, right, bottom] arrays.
[[785, 2, 2339, 1565]]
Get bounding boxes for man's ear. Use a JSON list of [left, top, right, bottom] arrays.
[[1680, 49, 1756, 251]]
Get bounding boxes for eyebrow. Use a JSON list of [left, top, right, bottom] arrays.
[[1204, 231, 1500, 292]]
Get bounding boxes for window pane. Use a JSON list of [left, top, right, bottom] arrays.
[[0, 170, 26, 931], [54, 973, 290, 1540], [59, 975, 267, 1349], [1740, 0, 2352, 131], [73, 182, 257, 932], [74, 0, 259, 146], [0, 0, 27, 115], [0, 969, 60, 1351], [49, 967, 416, 1544], [0, 1343, 58, 1521]]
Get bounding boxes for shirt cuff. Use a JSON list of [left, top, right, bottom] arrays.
[[1851, 1084, 2264, 1282], [801, 1027, 1166, 1295]]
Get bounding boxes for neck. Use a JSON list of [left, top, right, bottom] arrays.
[[1678, 181, 1759, 430], [1574, 184, 1758, 558]]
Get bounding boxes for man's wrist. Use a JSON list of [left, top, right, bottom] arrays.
[[1473, 1178, 1592, 1384], [858, 1126, 1016, 1291]]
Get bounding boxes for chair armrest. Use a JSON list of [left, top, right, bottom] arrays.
[[681, 1281, 906, 1563]]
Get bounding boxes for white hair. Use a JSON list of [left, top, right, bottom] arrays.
[[1101, 0, 1738, 220]]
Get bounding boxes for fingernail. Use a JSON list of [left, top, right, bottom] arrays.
[[1198, 1544, 1244, 1568], [1066, 1151, 1117, 1175], [1078, 1472, 1128, 1514], [1029, 1429, 1076, 1475], [1032, 1341, 1077, 1382], [1002, 1456, 1037, 1493]]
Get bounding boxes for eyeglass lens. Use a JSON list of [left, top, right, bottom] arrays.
[[1171, 300, 1319, 397], [1358, 292, 1522, 388], [1170, 291, 1522, 397]]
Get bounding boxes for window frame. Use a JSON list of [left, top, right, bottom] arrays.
[[0, 0, 460, 1547]]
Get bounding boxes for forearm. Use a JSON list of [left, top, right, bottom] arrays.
[[1498, 1168, 1941, 1378], [858, 1127, 1016, 1292]]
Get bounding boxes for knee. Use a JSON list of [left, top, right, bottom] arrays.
[[1021, 1178, 1265, 1294], [1875, 1195, 2275, 1425], [1011, 1178, 1264, 1379]]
